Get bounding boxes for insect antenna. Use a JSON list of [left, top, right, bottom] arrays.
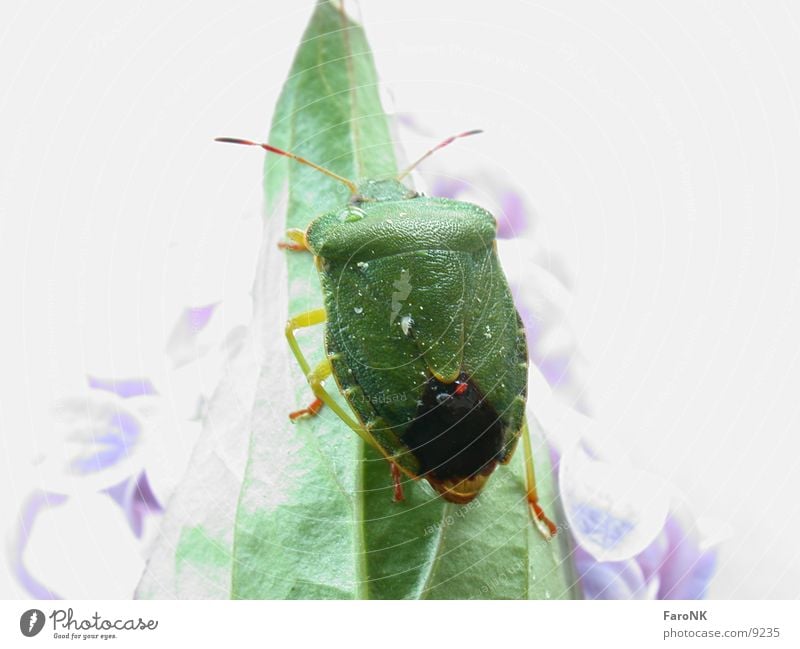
[[215, 137, 357, 194], [396, 129, 483, 181]]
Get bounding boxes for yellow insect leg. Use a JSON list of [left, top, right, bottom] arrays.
[[284, 309, 394, 465], [285, 308, 327, 418], [522, 419, 558, 539], [278, 228, 309, 251], [285, 307, 327, 376]]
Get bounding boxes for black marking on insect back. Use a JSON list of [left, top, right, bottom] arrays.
[[401, 372, 504, 482]]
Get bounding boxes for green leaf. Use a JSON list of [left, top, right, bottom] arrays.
[[136, 0, 577, 600]]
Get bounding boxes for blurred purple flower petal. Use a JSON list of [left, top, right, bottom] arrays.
[[657, 516, 718, 599], [13, 301, 232, 597], [560, 443, 670, 562], [104, 471, 163, 538], [87, 376, 157, 398], [636, 526, 671, 584], [533, 353, 572, 391], [430, 178, 530, 239], [166, 303, 218, 367], [509, 265, 590, 414], [550, 436, 718, 599], [72, 376, 156, 474], [185, 303, 216, 331], [70, 409, 141, 475], [10, 491, 68, 599], [394, 112, 436, 136], [573, 546, 651, 599], [497, 190, 528, 238], [430, 177, 470, 200], [41, 393, 147, 491], [54, 400, 140, 479], [573, 510, 718, 599]]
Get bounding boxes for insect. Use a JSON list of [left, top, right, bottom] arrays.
[[216, 132, 557, 538]]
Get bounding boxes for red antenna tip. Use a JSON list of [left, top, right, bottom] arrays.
[[214, 137, 257, 146], [215, 137, 302, 159], [214, 136, 357, 193], [397, 129, 484, 180]]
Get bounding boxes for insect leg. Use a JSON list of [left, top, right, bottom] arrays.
[[522, 419, 558, 539], [285, 310, 394, 464], [285, 307, 327, 376], [288, 397, 324, 421], [277, 228, 309, 252], [390, 462, 405, 502], [285, 308, 329, 419], [305, 358, 392, 461]]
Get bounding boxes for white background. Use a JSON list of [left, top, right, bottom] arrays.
[[1, 0, 799, 599]]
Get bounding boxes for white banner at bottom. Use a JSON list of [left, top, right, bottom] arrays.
[[0, 599, 796, 648]]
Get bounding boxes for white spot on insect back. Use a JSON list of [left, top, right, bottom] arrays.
[[389, 269, 412, 326]]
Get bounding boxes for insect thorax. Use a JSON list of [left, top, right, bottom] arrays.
[[352, 177, 418, 203]]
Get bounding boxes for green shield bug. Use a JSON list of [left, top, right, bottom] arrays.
[[216, 132, 557, 538]]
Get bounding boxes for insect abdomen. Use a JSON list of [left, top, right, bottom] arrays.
[[401, 372, 505, 482]]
